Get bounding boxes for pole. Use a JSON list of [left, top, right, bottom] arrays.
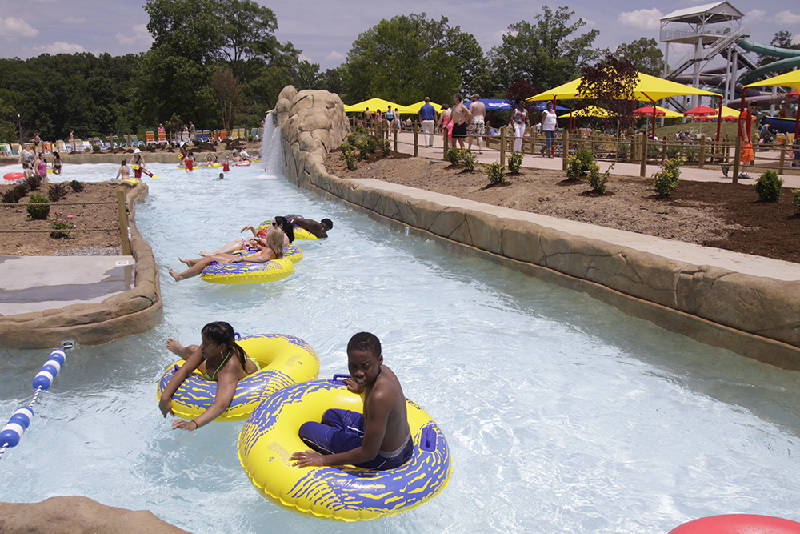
[[561, 129, 569, 171], [442, 123, 448, 161], [393, 127, 398, 153], [413, 121, 418, 158], [500, 126, 506, 167], [716, 96, 723, 142], [117, 187, 132, 255], [732, 136, 741, 184], [699, 136, 706, 168], [640, 131, 647, 178], [778, 137, 786, 175], [795, 93, 799, 140]]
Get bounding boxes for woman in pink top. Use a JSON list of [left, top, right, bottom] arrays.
[[36, 155, 48, 183]]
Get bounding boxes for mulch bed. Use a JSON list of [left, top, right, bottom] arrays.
[[325, 151, 800, 264], [0, 182, 122, 255]]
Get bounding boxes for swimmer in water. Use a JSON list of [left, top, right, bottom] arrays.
[[114, 159, 130, 181], [159, 321, 260, 430], [291, 332, 413, 470], [169, 228, 284, 281], [286, 216, 333, 238]]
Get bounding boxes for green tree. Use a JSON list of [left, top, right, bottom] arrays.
[[211, 66, 243, 131], [489, 5, 599, 92], [757, 30, 800, 66], [145, 0, 222, 64], [615, 38, 665, 76], [340, 13, 483, 104]]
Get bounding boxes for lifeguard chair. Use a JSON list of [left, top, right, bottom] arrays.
[[145, 131, 156, 144], [157, 130, 167, 144]]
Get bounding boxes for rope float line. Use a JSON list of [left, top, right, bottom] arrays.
[[0, 340, 74, 460]]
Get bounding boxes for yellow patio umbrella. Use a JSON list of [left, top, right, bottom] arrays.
[[704, 105, 740, 120], [528, 72, 719, 102], [343, 97, 401, 113], [396, 101, 443, 115], [558, 106, 615, 118], [529, 72, 719, 138], [746, 70, 800, 138]]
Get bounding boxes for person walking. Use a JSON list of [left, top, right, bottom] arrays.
[[509, 101, 529, 153], [418, 97, 438, 147], [541, 102, 558, 158], [467, 95, 486, 154], [450, 94, 469, 150]]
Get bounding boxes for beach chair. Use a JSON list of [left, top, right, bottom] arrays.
[[196, 130, 209, 142], [128, 135, 139, 147], [56, 140, 67, 152], [229, 128, 239, 140], [250, 127, 260, 140], [10, 143, 21, 156], [146, 131, 155, 144], [157, 130, 167, 144], [0, 143, 10, 157], [219, 129, 227, 141]]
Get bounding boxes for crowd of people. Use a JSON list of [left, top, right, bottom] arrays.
[[358, 95, 561, 158]]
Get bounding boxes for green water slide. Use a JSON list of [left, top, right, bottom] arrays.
[[737, 39, 800, 85]]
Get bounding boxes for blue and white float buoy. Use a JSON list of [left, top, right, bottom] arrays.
[[0, 343, 72, 457]]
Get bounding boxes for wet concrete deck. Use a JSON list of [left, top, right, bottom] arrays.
[[0, 256, 135, 315]]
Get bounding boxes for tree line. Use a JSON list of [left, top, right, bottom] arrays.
[[0, 1, 681, 142]]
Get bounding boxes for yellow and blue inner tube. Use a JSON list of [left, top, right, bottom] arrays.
[[237, 376, 452, 521], [156, 334, 319, 421], [237, 244, 302, 263], [201, 255, 294, 284]]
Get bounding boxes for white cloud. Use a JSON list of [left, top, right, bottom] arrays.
[[618, 9, 663, 30], [325, 50, 344, 63], [774, 10, 800, 25], [115, 24, 152, 47], [744, 9, 766, 22], [794, 34, 800, 45], [32, 41, 86, 55], [0, 17, 39, 38]]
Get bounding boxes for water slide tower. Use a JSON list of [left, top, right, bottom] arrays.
[[660, 2, 746, 108]]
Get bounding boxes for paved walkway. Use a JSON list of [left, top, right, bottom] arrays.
[[392, 131, 800, 187], [0, 256, 134, 315]]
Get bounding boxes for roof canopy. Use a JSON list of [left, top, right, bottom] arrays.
[[661, 1, 743, 24], [745, 70, 800, 91], [558, 106, 615, 118], [528, 72, 720, 102], [343, 97, 401, 113], [634, 105, 683, 118], [395, 101, 443, 114]]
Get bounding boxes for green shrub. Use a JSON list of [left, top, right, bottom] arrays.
[[460, 149, 476, 171], [755, 170, 783, 202], [587, 163, 611, 195], [446, 147, 461, 166], [50, 213, 75, 239], [48, 183, 68, 202], [27, 193, 50, 219], [508, 152, 523, 174], [647, 143, 661, 159], [666, 145, 681, 159], [566, 148, 595, 180], [25, 174, 42, 191], [342, 149, 358, 170], [617, 142, 629, 161], [793, 189, 800, 216], [2, 183, 29, 204], [653, 157, 682, 198], [69, 180, 84, 192], [381, 139, 392, 156], [92, 144, 101, 152], [485, 162, 506, 185], [683, 146, 700, 164]]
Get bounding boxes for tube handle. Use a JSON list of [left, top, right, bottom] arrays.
[[331, 374, 350, 384]]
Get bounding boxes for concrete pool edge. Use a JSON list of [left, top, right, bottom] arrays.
[[0, 183, 162, 349], [276, 87, 800, 368]]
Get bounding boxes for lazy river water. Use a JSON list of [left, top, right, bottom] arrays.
[[1, 144, 799, 533]]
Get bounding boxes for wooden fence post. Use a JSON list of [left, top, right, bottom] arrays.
[[732, 136, 741, 184], [442, 124, 448, 160], [778, 138, 786, 175], [393, 127, 398, 153], [117, 187, 132, 255], [640, 132, 648, 178], [561, 129, 570, 171], [699, 137, 706, 168], [413, 121, 419, 157], [499, 126, 507, 166], [662, 138, 667, 161]]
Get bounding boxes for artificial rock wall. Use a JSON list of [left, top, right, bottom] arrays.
[[0, 183, 162, 348], [275, 86, 800, 368]]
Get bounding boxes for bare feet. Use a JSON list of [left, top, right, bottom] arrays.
[[169, 268, 181, 281], [178, 257, 191, 266], [166, 338, 185, 356]]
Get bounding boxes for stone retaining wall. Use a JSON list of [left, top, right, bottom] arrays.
[[275, 86, 800, 368], [0, 183, 162, 348]]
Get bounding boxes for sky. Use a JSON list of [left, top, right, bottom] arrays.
[[0, 0, 798, 71]]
